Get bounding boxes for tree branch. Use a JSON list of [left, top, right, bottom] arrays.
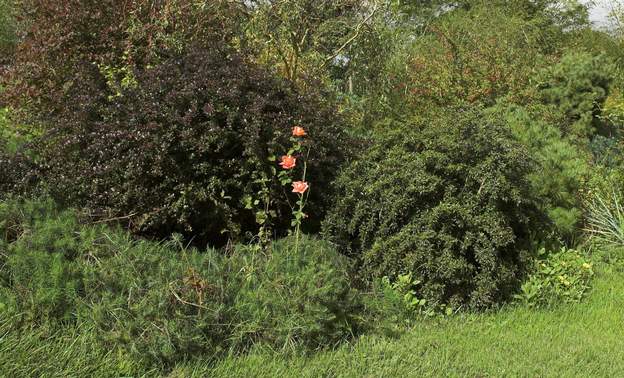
[[321, 3, 379, 69]]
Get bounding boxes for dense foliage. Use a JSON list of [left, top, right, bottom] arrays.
[[0, 0, 16, 65], [500, 104, 591, 242], [0, 198, 361, 368], [35, 46, 347, 245], [535, 52, 614, 139], [2, 0, 245, 120], [2, 0, 350, 245], [515, 247, 594, 307], [2, 0, 624, 373], [0, 110, 37, 198], [323, 110, 544, 309]]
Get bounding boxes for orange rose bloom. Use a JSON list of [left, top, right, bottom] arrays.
[[292, 126, 307, 137], [279, 155, 296, 169], [292, 181, 309, 194]]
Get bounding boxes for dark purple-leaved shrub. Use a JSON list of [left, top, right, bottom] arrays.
[[38, 47, 349, 245]]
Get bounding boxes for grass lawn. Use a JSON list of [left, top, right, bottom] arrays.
[[202, 263, 624, 378], [2, 264, 623, 377]]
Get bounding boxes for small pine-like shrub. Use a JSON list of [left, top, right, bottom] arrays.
[[0, 198, 361, 367], [515, 247, 594, 308], [0, 199, 89, 324], [232, 236, 361, 351], [536, 52, 614, 138], [323, 109, 544, 309], [500, 104, 592, 242]]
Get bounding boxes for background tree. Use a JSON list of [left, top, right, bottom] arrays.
[[243, 0, 383, 89], [0, 0, 17, 68], [2, 0, 247, 126]]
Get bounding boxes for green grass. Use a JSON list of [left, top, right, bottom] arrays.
[[202, 263, 624, 378], [0, 322, 150, 377], [2, 264, 624, 377]]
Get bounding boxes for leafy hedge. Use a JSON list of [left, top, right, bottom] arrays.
[[323, 109, 545, 309], [3, 0, 352, 244]]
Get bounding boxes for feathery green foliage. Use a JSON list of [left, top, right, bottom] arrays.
[[0, 198, 361, 368], [536, 52, 614, 139], [500, 104, 591, 242]]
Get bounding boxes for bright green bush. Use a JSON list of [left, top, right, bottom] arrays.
[[232, 237, 361, 351], [500, 104, 591, 242], [323, 109, 544, 309], [536, 52, 614, 139], [514, 247, 594, 308], [0, 198, 361, 367]]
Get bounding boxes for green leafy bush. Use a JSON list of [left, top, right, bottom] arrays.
[[0, 198, 360, 367], [374, 273, 445, 320], [378, 1, 572, 116], [514, 247, 594, 308], [323, 109, 544, 309]]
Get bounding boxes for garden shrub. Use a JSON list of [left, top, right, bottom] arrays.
[[3, 1, 353, 245], [0, 198, 360, 367], [535, 52, 614, 139], [0, 116, 39, 199], [514, 247, 594, 308], [323, 109, 544, 309], [231, 236, 361, 351], [2, 0, 245, 122], [36, 46, 348, 246], [495, 51, 616, 242], [380, 3, 556, 114], [0, 199, 88, 324], [499, 104, 592, 242]]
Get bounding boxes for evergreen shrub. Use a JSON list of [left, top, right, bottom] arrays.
[[323, 109, 544, 309], [0, 198, 360, 367]]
